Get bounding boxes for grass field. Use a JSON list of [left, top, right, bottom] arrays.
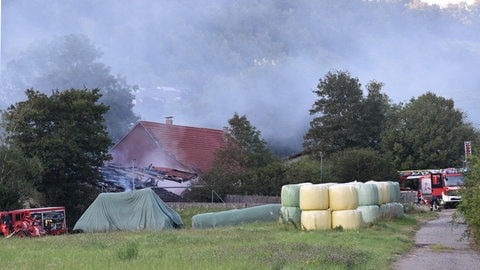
[[0, 206, 435, 270]]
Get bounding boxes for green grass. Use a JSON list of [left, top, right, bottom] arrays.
[[0, 208, 436, 270]]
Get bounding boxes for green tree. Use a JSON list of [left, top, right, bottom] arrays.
[[1, 34, 139, 142], [3, 88, 112, 227], [0, 145, 43, 210], [202, 113, 276, 199], [381, 92, 477, 169], [457, 152, 480, 245], [304, 71, 389, 156]]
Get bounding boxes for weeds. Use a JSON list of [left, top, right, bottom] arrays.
[[116, 240, 139, 261]]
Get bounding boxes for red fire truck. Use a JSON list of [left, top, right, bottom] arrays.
[[399, 168, 464, 208], [0, 207, 66, 237]]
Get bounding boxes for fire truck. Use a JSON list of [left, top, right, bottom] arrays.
[[399, 168, 464, 208], [0, 207, 66, 237]]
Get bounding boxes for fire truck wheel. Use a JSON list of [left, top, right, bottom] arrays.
[[15, 230, 28, 238]]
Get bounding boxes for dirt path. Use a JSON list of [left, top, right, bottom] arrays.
[[393, 208, 480, 269]]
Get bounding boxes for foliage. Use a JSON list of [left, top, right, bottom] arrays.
[[0, 145, 43, 210], [2, 88, 112, 227], [457, 153, 480, 245], [202, 113, 277, 199], [304, 70, 365, 156], [1, 34, 139, 142], [284, 155, 322, 184], [323, 148, 398, 183], [381, 92, 477, 170]]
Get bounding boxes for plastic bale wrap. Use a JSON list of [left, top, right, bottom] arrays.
[[301, 210, 331, 231], [281, 183, 312, 207], [357, 205, 380, 224], [352, 182, 379, 206], [368, 181, 390, 205], [379, 203, 395, 218], [329, 184, 358, 211], [331, 210, 362, 230], [388, 181, 401, 203], [279, 206, 302, 227], [391, 202, 405, 218], [192, 204, 282, 229], [299, 184, 329, 210]]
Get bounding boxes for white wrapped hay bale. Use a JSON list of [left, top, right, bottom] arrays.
[[299, 184, 329, 210], [280, 206, 302, 226], [329, 184, 358, 211], [301, 210, 331, 231], [281, 183, 312, 207], [367, 181, 390, 205], [388, 181, 401, 203], [357, 205, 380, 224], [331, 210, 362, 230]]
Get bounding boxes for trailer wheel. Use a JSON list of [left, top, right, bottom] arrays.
[[15, 230, 28, 238]]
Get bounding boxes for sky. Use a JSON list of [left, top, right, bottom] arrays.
[[1, 0, 479, 153]]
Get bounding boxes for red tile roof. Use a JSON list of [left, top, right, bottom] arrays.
[[111, 121, 226, 174]]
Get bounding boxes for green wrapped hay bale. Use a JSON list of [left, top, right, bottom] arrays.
[[357, 205, 380, 224], [301, 210, 331, 231], [299, 184, 329, 211], [349, 182, 379, 206], [388, 181, 401, 203], [331, 209, 362, 230], [391, 202, 405, 218], [279, 206, 302, 227], [192, 204, 281, 229], [281, 183, 312, 207], [329, 184, 358, 211]]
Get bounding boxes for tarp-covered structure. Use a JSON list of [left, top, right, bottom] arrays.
[[73, 188, 183, 232]]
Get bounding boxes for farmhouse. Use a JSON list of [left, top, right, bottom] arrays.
[[103, 118, 227, 199]]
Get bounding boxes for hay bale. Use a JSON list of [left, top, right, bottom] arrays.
[[279, 206, 302, 227], [331, 209, 362, 230], [329, 184, 358, 211], [281, 183, 312, 207], [299, 184, 329, 210], [301, 210, 331, 231], [357, 205, 380, 224]]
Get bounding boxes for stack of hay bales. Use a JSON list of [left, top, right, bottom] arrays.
[[350, 182, 380, 224], [329, 184, 362, 230], [367, 181, 404, 219], [280, 183, 311, 227], [299, 184, 331, 230], [280, 180, 404, 231]]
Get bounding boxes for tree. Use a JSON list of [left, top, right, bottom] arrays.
[[304, 71, 371, 156], [457, 152, 480, 245], [381, 92, 477, 169], [1, 34, 139, 142], [202, 113, 276, 199], [2, 88, 112, 227], [0, 145, 43, 210]]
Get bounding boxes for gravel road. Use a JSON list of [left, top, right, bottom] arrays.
[[393, 208, 480, 269]]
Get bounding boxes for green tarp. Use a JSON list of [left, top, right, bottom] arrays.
[[192, 204, 282, 229], [73, 188, 183, 232]]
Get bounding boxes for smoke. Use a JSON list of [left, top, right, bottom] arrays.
[[2, 0, 480, 155]]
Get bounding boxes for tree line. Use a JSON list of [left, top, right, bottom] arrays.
[[189, 70, 478, 201]]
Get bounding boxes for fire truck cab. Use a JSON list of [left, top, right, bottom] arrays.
[[400, 169, 464, 208]]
